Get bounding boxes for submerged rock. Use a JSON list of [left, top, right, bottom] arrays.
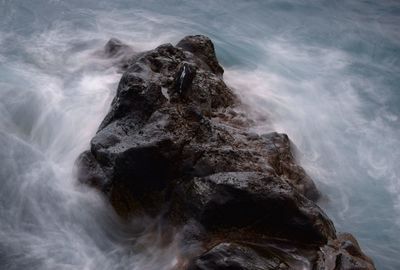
[[104, 38, 132, 57], [76, 35, 375, 269]]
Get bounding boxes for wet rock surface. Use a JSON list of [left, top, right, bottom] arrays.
[[188, 242, 289, 270], [171, 172, 335, 245], [76, 35, 375, 269]]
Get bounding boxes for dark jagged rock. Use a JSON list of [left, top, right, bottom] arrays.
[[315, 233, 375, 270], [176, 35, 224, 77], [188, 242, 289, 270], [171, 172, 335, 245], [76, 35, 375, 269], [102, 38, 137, 71], [104, 38, 132, 57], [76, 150, 109, 192]]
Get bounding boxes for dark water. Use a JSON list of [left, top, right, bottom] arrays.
[[1, 0, 399, 269]]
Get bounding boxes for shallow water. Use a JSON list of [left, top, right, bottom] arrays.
[[0, 0, 399, 269]]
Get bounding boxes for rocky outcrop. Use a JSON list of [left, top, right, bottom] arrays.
[[76, 35, 375, 269]]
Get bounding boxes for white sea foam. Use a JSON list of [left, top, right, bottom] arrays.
[[0, 5, 195, 270]]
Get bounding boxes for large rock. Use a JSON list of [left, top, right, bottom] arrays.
[[76, 35, 375, 269], [170, 172, 335, 245]]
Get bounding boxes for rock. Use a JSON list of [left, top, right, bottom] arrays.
[[170, 172, 335, 245], [76, 150, 109, 192], [76, 35, 375, 269], [82, 37, 239, 216], [104, 38, 132, 57], [261, 132, 320, 201], [188, 242, 289, 270], [315, 233, 375, 270], [176, 35, 224, 77], [102, 38, 137, 71]]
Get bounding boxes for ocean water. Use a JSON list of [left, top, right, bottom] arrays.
[[0, 0, 399, 269]]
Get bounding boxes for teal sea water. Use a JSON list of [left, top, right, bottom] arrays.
[[0, 0, 399, 269]]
